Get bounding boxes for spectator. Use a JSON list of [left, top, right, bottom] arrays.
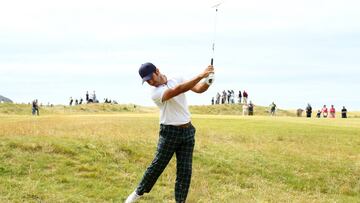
[[230, 90, 235, 104], [227, 90, 231, 104], [31, 99, 39, 116], [32, 100, 36, 115], [269, 102, 276, 116], [86, 91, 89, 102], [35, 100, 40, 115], [316, 110, 321, 118], [221, 90, 227, 104], [75, 99, 78, 105], [341, 106, 347, 118], [92, 91, 97, 103], [329, 105, 336, 118], [104, 98, 112, 103], [211, 97, 214, 105], [79, 98, 83, 105], [296, 108, 304, 117], [242, 103, 248, 116], [248, 101, 254, 115], [216, 92, 221, 104], [69, 97, 73, 106], [238, 90, 242, 104], [243, 90, 248, 104], [321, 105, 328, 118], [214, 92, 217, 104], [305, 103, 312, 118]]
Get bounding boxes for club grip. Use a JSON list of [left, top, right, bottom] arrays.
[[211, 58, 213, 65]]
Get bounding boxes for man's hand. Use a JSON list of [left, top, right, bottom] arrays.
[[199, 65, 214, 79], [191, 65, 215, 93]]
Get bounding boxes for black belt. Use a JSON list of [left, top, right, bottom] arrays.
[[176, 122, 191, 128], [162, 122, 191, 129]]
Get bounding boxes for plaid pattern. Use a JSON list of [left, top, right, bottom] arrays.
[[136, 123, 196, 203]]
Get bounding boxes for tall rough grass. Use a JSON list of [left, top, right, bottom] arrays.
[[0, 113, 359, 202]]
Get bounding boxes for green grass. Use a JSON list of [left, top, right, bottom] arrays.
[[0, 103, 157, 115], [1, 113, 359, 202]]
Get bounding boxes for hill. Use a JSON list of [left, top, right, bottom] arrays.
[[190, 104, 296, 116], [0, 95, 12, 103], [0, 103, 157, 115], [1, 103, 359, 117]]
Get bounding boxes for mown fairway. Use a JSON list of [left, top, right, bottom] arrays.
[[0, 113, 359, 202]]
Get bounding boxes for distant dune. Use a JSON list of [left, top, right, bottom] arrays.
[[1, 103, 359, 118], [0, 95, 13, 103]]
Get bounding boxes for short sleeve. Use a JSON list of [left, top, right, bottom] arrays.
[[151, 85, 167, 106]]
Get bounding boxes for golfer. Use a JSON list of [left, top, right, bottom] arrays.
[[125, 62, 214, 203]]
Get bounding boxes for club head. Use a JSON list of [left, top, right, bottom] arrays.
[[211, 1, 224, 8]]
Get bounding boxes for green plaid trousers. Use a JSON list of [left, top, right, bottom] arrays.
[[136, 123, 196, 203]]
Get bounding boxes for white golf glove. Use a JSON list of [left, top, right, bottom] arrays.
[[205, 73, 215, 85]]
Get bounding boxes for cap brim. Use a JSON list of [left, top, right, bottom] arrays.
[[141, 73, 153, 84]]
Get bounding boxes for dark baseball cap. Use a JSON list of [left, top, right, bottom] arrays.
[[139, 62, 156, 83]]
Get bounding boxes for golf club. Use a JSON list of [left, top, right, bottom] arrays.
[[207, 1, 223, 85]]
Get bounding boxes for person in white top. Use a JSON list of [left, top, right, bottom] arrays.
[[242, 103, 249, 116], [124, 62, 214, 203]]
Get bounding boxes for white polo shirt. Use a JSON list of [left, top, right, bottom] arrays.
[[151, 77, 191, 125]]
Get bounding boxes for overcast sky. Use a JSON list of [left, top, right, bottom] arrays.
[[1, 0, 359, 110]]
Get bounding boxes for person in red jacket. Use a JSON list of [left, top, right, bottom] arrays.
[[329, 105, 336, 118], [242, 90, 248, 104], [321, 105, 328, 118]]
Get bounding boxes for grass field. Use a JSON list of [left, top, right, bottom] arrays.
[[0, 104, 360, 202]]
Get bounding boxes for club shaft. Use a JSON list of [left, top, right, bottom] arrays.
[[211, 8, 219, 65]]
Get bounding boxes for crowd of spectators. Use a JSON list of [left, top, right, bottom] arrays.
[[300, 104, 347, 118], [212, 90, 249, 105], [69, 91, 117, 106], [209, 90, 349, 118]]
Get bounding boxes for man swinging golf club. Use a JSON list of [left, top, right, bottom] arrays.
[[125, 62, 214, 203]]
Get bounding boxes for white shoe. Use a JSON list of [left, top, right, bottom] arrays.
[[125, 190, 142, 203]]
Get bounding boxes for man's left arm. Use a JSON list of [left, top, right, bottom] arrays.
[[191, 82, 210, 93]]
